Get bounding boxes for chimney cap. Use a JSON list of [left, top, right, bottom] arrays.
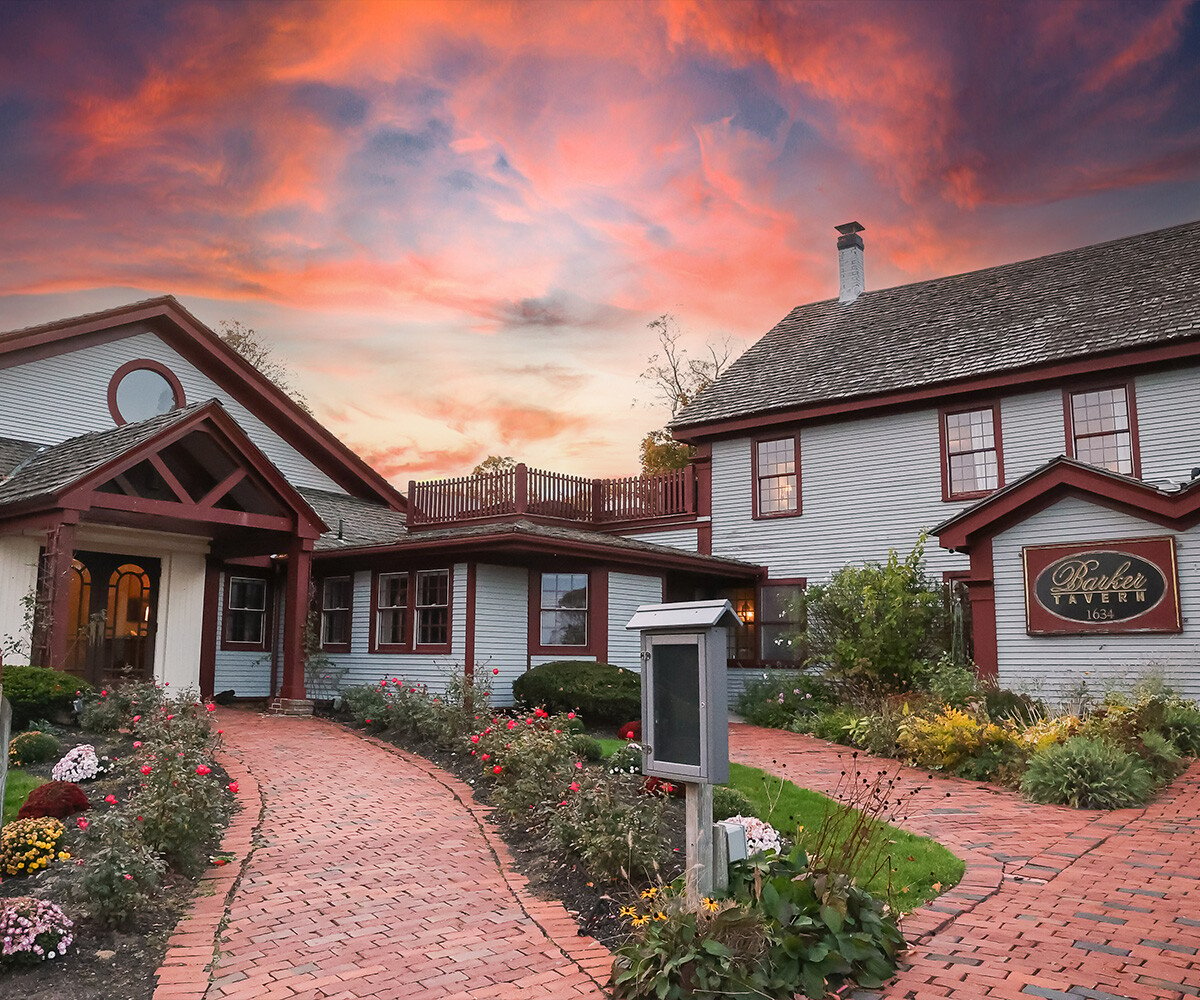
[[835, 221, 865, 236]]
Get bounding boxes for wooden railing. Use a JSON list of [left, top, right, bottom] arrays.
[[407, 464, 696, 529]]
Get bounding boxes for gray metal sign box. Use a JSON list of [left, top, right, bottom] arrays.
[[625, 599, 740, 784]]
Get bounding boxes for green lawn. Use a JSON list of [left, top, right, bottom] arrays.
[[597, 737, 963, 912], [3, 770, 46, 825]]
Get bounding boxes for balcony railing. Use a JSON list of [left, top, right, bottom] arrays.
[[406, 463, 697, 530]]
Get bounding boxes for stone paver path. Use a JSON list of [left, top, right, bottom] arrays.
[[184, 711, 609, 1000], [732, 723, 1200, 1000]]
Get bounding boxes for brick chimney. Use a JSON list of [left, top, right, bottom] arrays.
[[835, 222, 865, 304]]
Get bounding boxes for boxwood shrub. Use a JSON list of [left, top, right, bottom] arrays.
[[2, 666, 90, 729], [512, 660, 640, 725]]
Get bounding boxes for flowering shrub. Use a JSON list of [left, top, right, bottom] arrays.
[[130, 745, 233, 875], [606, 741, 644, 776], [612, 846, 904, 999], [546, 772, 667, 881], [724, 815, 782, 856], [0, 817, 68, 876], [51, 744, 101, 782], [0, 897, 74, 964], [133, 687, 219, 752], [8, 730, 61, 768], [474, 712, 579, 820], [79, 680, 168, 732], [17, 780, 89, 820], [343, 670, 493, 749], [70, 811, 166, 927], [736, 673, 832, 729]]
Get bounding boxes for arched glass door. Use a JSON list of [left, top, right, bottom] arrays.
[[74, 551, 160, 686]]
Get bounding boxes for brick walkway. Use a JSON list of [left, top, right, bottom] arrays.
[[161, 710, 609, 1000], [731, 724, 1200, 1000]]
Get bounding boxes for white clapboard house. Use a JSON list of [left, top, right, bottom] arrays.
[[669, 219, 1200, 702]]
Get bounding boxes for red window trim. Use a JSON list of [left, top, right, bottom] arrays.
[[751, 433, 802, 520], [318, 575, 353, 653], [756, 577, 807, 666], [368, 568, 453, 654], [528, 568, 606, 657], [107, 358, 187, 426], [939, 402, 1005, 502], [1062, 380, 1142, 479], [219, 570, 272, 652]]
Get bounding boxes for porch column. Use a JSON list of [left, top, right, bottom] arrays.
[[280, 536, 313, 703], [37, 515, 79, 668]]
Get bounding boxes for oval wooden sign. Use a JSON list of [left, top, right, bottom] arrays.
[[1034, 550, 1167, 624]]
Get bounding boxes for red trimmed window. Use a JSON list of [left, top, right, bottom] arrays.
[[538, 572, 589, 647], [222, 575, 270, 650], [759, 582, 805, 664], [941, 405, 1003, 500], [415, 570, 450, 646], [753, 436, 800, 517], [1066, 384, 1139, 476], [320, 576, 352, 651], [375, 572, 409, 650]]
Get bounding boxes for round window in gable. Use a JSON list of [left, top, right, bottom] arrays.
[[108, 361, 186, 425]]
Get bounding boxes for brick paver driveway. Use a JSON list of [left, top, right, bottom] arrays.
[[732, 724, 1200, 1000], [197, 711, 609, 1000]]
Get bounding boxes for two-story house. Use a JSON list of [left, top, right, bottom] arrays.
[[669, 220, 1200, 703]]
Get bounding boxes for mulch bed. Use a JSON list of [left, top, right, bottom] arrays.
[[329, 713, 685, 949], [0, 726, 232, 1000]]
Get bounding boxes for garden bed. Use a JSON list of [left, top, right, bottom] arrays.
[[1, 678, 235, 996]]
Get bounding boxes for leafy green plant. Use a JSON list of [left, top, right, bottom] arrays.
[[1161, 702, 1200, 755], [79, 679, 169, 732], [1, 665, 89, 729], [546, 771, 667, 881], [800, 538, 952, 693], [8, 730, 61, 768], [475, 713, 579, 820], [797, 708, 861, 745], [913, 655, 980, 707], [341, 684, 388, 728], [342, 670, 493, 749], [982, 685, 1045, 725], [1021, 736, 1155, 809], [512, 660, 640, 725], [71, 811, 166, 927], [713, 785, 753, 821], [570, 733, 604, 762], [736, 673, 832, 729], [130, 745, 233, 875]]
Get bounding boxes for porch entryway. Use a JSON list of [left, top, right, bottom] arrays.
[[63, 550, 160, 687]]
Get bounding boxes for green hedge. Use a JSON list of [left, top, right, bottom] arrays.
[[2, 666, 90, 729], [512, 660, 640, 726]]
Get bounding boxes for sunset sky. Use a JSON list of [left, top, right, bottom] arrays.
[[1, 0, 1198, 482]]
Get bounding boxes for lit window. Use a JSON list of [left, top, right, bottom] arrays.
[[540, 573, 588, 646], [227, 577, 268, 646], [755, 437, 799, 516], [321, 577, 352, 648], [376, 573, 409, 647], [1069, 386, 1136, 475], [415, 570, 450, 646], [943, 407, 1001, 498]]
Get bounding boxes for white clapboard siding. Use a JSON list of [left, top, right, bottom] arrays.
[[0, 326, 342, 492], [615, 527, 700, 552], [709, 364, 1200, 581], [607, 572, 664, 672], [0, 535, 41, 661], [992, 496, 1200, 705], [474, 564, 529, 706]]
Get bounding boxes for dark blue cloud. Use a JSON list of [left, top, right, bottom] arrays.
[[288, 82, 369, 129]]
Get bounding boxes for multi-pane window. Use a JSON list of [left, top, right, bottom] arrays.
[[540, 573, 588, 646], [759, 584, 805, 664], [376, 572, 409, 647], [755, 437, 799, 516], [320, 577, 352, 648], [415, 570, 450, 646], [1069, 386, 1135, 475], [226, 577, 268, 646], [943, 407, 1001, 498]]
